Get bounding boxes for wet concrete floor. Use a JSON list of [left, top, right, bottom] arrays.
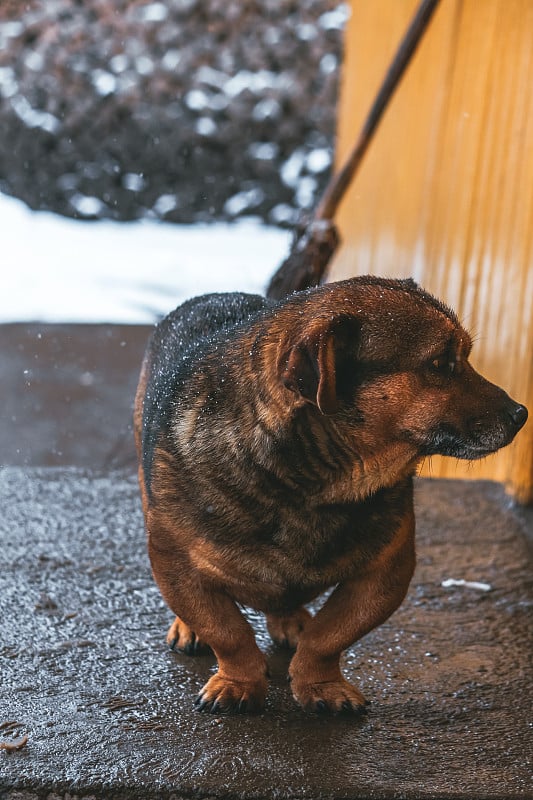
[[1, 324, 532, 799], [0, 323, 149, 470]]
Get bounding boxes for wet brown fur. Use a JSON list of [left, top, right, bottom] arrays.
[[134, 277, 527, 714]]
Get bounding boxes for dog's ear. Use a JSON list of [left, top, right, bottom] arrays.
[[278, 316, 359, 415]]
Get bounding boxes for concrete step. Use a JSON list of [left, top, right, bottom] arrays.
[[1, 467, 531, 799]]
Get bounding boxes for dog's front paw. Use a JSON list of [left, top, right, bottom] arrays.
[[166, 616, 212, 655], [290, 676, 368, 715], [195, 672, 267, 714], [266, 607, 312, 649]]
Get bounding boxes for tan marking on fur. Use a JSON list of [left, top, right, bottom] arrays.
[[172, 407, 199, 448], [133, 353, 149, 458], [133, 354, 151, 517], [320, 443, 421, 504]]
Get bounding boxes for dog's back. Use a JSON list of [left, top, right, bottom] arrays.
[[134, 292, 272, 505]]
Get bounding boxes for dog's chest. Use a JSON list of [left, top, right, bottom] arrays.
[[275, 494, 404, 573], [196, 479, 411, 594]]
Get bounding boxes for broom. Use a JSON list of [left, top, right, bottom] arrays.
[[266, 0, 441, 300]]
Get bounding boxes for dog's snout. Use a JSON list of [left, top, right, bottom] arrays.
[[508, 403, 528, 429]]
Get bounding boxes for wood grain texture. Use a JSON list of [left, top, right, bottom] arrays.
[[330, 0, 533, 501]]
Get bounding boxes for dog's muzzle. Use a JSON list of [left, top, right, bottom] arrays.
[[460, 399, 528, 458], [421, 399, 528, 460]]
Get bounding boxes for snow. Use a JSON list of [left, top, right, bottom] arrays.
[[441, 578, 492, 592], [248, 142, 279, 161], [0, 66, 17, 98], [0, 192, 291, 325], [320, 53, 338, 75], [195, 117, 217, 136], [185, 89, 209, 111], [319, 5, 351, 30], [223, 69, 291, 98], [223, 188, 265, 216], [280, 149, 306, 189], [11, 95, 61, 133], [306, 148, 331, 174], [122, 173, 146, 191], [137, 3, 168, 23], [70, 194, 107, 217], [91, 69, 118, 97]]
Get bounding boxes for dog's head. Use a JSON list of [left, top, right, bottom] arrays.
[[277, 277, 527, 461]]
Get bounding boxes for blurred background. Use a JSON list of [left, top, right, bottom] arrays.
[[0, 0, 531, 501], [0, 0, 345, 227], [0, 0, 347, 323]]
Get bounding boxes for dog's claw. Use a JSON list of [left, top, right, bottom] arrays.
[[195, 673, 267, 715], [171, 634, 211, 657], [194, 694, 211, 712], [166, 617, 212, 656], [291, 676, 368, 715], [339, 699, 368, 715], [194, 693, 252, 715]]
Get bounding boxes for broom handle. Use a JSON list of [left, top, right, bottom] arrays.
[[315, 0, 441, 222]]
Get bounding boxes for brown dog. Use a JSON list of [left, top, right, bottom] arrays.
[[134, 277, 527, 714]]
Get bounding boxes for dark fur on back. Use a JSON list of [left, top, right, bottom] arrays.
[[141, 292, 273, 497]]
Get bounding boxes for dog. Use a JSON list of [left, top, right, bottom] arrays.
[[134, 276, 527, 714]]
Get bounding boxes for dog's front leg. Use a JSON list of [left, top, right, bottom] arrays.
[[191, 593, 269, 714], [288, 518, 415, 713]]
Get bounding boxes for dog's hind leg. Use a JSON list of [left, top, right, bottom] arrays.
[[166, 616, 212, 655], [265, 607, 312, 649]]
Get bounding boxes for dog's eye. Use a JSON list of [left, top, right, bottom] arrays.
[[430, 357, 455, 374]]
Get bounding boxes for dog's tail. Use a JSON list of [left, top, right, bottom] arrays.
[[265, 0, 441, 301]]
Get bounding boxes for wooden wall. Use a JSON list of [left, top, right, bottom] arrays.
[[330, 0, 533, 503]]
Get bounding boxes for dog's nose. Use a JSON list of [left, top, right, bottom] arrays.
[[508, 404, 528, 429]]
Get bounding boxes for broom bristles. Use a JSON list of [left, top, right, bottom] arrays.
[[266, 220, 339, 300], [265, 0, 441, 301]]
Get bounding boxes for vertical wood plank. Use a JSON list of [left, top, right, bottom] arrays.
[[331, 0, 533, 501]]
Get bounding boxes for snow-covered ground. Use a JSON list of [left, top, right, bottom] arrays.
[[1, 192, 291, 324]]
